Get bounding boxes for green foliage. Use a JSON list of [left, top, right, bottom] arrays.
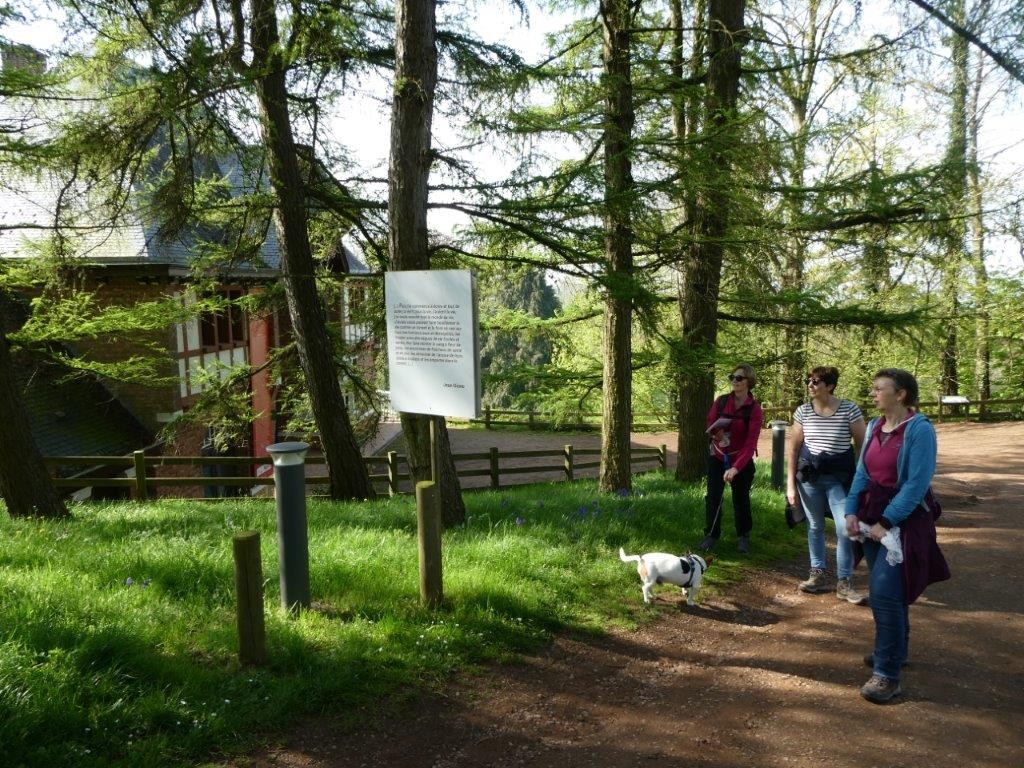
[[478, 260, 560, 407], [985, 273, 1024, 399], [0, 468, 800, 767]]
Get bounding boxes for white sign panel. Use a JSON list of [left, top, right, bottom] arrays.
[[385, 269, 481, 418]]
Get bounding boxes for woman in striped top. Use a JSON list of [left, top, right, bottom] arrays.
[[786, 366, 868, 603]]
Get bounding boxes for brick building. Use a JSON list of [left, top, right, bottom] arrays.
[[1, 45, 378, 496]]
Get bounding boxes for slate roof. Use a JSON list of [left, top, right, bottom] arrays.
[[0, 75, 281, 272], [0, 157, 282, 272]]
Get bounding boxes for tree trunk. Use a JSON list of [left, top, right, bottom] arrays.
[[663, 0, 704, 479], [940, 0, 969, 397], [781, 132, 809, 406], [388, 0, 465, 525], [675, 0, 746, 481], [597, 0, 636, 493], [0, 296, 68, 518], [856, 160, 890, 398], [967, 50, 990, 404], [669, 0, 707, 482], [249, 0, 374, 500]]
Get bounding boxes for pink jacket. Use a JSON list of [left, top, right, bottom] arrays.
[[706, 394, 763, 472]]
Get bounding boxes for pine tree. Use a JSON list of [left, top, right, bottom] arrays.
[[674, 0, 747, 481], [0, 40, 68, 518], [388, 0, 466, 525], [478, 264, 559, 408]]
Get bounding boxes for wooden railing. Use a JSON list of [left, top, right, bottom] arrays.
[[475, 398, 1024, 431], [45, 443, 668, 498]]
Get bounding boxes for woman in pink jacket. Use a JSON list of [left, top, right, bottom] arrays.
[[701, 364, 763, 554]]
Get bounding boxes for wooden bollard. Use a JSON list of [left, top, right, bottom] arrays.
[[233, 531, 266, 666], [387, 451, 399, 496], [415, 480, 443, 608]]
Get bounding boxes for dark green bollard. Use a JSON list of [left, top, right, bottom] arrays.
[[770, 421, 788, 491], [267, 441, 311, 613]]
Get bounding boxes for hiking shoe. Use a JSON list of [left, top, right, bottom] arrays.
[[863, 654, 909, 668], [836, 578, 869, 605], [860, 675, 902, 703], [798, 568, 829, 593], [737, 535, 750, 554], [699, 535, 718, 552]]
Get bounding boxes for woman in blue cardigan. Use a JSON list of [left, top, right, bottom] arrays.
[[844, 368, 949, 703]]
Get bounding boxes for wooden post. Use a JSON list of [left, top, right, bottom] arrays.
[[415, 481, 443, 608], [563, 444, 574, 482], [133, 450, 148, 500], [658, 443, 667, 473], [387, 451, 399, 496], [528, 409, 535, 429], [489, 446, 500, 490], [485, 405, 492, 429], [429, 418, 438, 483], [233, 531, 266, 666]]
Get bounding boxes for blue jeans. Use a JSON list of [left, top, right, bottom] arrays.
[[863, 539, 909, 681], [797, 474, 854, 578]]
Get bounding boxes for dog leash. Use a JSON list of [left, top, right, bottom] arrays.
[[704, 451, 731, 546]]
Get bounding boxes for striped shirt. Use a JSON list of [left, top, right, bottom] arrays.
[[793, 399, 864, 456]]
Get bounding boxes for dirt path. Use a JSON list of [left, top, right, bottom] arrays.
[[239, 422, 1024, 768]]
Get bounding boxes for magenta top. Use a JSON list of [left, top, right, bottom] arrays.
[[862, 417, 912, 488]]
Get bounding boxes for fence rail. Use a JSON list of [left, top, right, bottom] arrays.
[[49, 396, 1021, 499], [46, 443, 668, 499]]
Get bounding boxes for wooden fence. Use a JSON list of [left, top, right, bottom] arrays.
[[45, 443, 667, 499], [475, 397, 1024, 430]]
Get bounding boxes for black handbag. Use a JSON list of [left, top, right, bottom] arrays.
[[785, 496, 806, 528]]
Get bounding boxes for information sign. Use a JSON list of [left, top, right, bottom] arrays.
[[384, 270, 481, 418]]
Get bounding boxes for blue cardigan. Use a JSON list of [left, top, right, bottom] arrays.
[[844, 413, 937, 526]]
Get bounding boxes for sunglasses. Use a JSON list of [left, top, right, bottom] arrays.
[[728, 374, 747, 382], [806, 378, 824, 386]]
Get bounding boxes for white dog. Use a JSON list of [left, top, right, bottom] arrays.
[[619, 547, 711, 605]]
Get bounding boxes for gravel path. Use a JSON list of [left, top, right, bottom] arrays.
[[233, 422, 1024, 768]]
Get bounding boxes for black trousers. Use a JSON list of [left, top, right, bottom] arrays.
[[704, 454, 755, 538]]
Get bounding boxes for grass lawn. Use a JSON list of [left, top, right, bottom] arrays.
[[0, 466, 801, 767]]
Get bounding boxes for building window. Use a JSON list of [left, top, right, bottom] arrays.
[[176, 288, 249, 399], [346, 285, 366, 321], [200, 289, 246, 350]]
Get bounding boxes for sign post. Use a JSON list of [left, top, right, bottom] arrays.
[[385, 269, 480, 607]]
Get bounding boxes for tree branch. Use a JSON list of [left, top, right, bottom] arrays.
[[907, 0, 1024, 85]]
